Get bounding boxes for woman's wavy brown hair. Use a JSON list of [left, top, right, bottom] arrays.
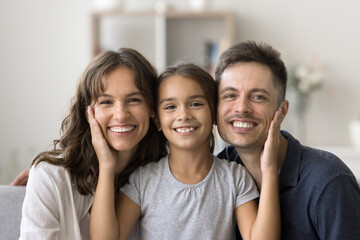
[[32, 48, 167, 195]]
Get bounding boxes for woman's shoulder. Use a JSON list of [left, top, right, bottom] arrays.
[[30, 161, 69, 183]]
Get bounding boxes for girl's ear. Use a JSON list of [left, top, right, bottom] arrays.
[[152, 116, 162, 131], [150, 110, 156, 119]]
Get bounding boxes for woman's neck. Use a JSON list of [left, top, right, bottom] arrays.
[[168, 145, 213, 185], [114, 149, 135, 176]]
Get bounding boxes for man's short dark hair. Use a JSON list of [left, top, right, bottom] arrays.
[[215, 41, 287, 104]]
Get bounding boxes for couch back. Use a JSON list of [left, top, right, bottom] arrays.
[[0, 185, 26, 240]]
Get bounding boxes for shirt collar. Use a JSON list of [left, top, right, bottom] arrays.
[[278, 130, 302, 188]]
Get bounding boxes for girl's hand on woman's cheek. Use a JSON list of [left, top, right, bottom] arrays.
[[87, 106, 116, 171]]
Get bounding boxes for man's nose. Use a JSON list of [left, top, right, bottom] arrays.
[[234, 96, 251, 114]]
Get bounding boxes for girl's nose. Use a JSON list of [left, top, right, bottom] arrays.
[[177, 106, 192, 121]]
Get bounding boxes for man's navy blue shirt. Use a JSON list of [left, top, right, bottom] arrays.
[[217, 130, 360, 240]]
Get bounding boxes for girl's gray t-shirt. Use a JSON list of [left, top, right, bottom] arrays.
[[121, 155, 259, 240]]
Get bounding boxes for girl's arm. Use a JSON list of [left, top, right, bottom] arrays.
[[88, 106, 119, 240], [236, 108, 282, 240]]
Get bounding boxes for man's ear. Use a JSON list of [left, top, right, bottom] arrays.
[[279, 100, 289, 122]]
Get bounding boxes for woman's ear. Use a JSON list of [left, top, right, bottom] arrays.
[[85, 106, 90, 123]]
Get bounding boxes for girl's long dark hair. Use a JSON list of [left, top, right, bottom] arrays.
[[32, 48, 167, 195]]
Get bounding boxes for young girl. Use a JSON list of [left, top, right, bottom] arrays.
[[90, 63, 282, 239], [20, 48, 167, 239]]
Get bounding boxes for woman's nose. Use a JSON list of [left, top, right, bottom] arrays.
[[114, 103, 130, 120]]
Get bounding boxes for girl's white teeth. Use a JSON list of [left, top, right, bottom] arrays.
[[110, 126, 135, 133], [175, 127, 195, 133], [233, 122, 254, 128]]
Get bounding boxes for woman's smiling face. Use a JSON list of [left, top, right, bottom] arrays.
[[93, 67, 153, 153]]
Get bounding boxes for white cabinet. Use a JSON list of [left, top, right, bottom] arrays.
[[92, 9, 235, 72]]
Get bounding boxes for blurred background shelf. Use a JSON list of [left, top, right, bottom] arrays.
[[91, 9, 235, 72]]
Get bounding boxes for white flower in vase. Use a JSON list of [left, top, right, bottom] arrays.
[[289, 55, 326, 143]]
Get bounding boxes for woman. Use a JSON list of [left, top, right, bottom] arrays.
[[19, 48, 167, 239]]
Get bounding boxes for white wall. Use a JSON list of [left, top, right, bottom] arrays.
[[0, 0, 92, 183], [1, 0, 360, 183], [211, 0, 360, 147]]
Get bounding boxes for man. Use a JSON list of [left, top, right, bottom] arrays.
[[215, 41, 360, 239]]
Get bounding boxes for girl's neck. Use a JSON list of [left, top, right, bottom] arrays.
[[168, 145, 213, 185]]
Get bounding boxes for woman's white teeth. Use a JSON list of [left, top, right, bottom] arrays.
[[175, 127, 195, 133], [233, 122, 254, 128], [110, 126, 135, 133]]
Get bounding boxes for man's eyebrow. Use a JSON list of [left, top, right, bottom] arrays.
[[219, 87, 238, 95], [219, 87, 270, 96], [250, 88, 271, 96]]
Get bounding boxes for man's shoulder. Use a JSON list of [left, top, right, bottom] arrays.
[[301, 146, 353, 176], [216, 146, 239, 163]]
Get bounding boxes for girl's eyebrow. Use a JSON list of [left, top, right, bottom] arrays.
[[159, 97, 175, 105], [159, 95, 206, 105]]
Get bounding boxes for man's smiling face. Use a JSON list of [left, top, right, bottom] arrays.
[[217, 62, 280, 150]]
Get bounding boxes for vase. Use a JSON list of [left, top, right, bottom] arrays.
[[293, 92, 310, 143], [349, 120, 360, 149]]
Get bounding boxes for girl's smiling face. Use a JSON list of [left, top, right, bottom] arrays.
[[93, 67, 153, 154], [157, 75, 213, 152]]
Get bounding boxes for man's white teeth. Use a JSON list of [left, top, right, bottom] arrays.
[[175, 127, 195, 133], [110, 126, 135, 133], [233, 122, 254, 128]]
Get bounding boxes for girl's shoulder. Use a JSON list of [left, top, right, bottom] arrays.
[[214, 156, 245, 171], [138, 156, 168, 171], [213, 156, 252, 180]]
